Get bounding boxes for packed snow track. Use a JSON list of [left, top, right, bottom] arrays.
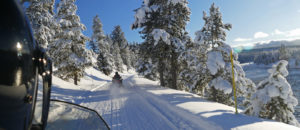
[[80, 75, 220, 130]]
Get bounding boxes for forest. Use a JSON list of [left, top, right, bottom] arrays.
[[22, 0, 300, 127]]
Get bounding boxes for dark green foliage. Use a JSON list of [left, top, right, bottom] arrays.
[[207, 87, 234, 106], [132, 0, 190, 89]]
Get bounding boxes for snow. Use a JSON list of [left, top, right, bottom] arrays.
[[132, 3, 151, 28], [135, 7, 150, 27], [143, 0, 150, 6], [151, 29, 171, 46], [207, 51, 225, 75], [267, 85, 280, 97], [210, 77, 232, 94], [194, 30, 205, 45], [168, 0, 189, 11], [132, 0, 189, 29], [35, 67, 300, 130], [271, 60, 289, 77]]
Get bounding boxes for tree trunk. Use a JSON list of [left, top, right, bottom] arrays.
[[74, 72, 78, 85], [159, 58, 165, 87], [171, 50, 178, 90]]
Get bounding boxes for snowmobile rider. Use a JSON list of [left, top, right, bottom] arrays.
[[113, 72, 122, 80], [0, 0, 52, 129]]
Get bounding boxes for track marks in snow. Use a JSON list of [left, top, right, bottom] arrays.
[[84, 75, 221, 130], [134, 87, 221, 130]]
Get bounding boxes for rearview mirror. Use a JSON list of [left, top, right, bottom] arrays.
[[33, 99, 110, 130]]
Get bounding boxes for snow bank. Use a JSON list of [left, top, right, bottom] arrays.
[[37, 67, 111, 103]]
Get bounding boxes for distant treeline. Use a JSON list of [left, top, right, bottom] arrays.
[[238, 44, 300, 66]]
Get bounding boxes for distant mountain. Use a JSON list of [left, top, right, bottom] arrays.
[[253, 39, 300, 49], [234, 39, 300, 51], [235, 39, 300, 63]]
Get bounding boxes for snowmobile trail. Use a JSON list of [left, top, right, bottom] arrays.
[[80, 75, 221, 130], [46, 69, 300, 130]]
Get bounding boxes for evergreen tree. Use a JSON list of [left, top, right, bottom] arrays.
[[97, 43, 113, 75], [90, 15, 113, 75], [254, 51, 279, 65], [136, 57, 158, 80], [128, 42, 140, 69], [245, 60, 299, 127], [26, 0, 58, 49], [200, 3, 233, 105], [178, 32, 211, 95], [279, 44, 289, 60], [123, 45, 132, 70], [194, 3, 255, 106], [132, 0, 190, 88], [90, 15, 105, 54], [202, 3, 232, 47], [111, 42, 123, 72], [136, 41, 158, 80], [111, 25, 131, 70], [105, 35, 115, 70], [49, 0, 91, 85]]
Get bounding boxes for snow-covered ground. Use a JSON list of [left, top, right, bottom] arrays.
[[37, 67, 300, 130]]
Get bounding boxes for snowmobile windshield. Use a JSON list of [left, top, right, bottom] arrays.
[[34, 100, 110, 130]]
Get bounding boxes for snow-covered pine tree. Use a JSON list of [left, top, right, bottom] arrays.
[[111, 25, 131, 70], [197, 3, 255, 106], [111, 41, 124, 72], [132, 0, 169, 86], [132, 0, 190, 88], [186, 3, 230, 102], [26, 0, 58, 49], [178, 32, 211, 95], [135, 40, 158, 80], [90, 15, 105, 55], [167, 1, 190, 89], [254, 51, 279, 65], [128, 42, 139, 69], [245, 60, 299, 126], [97, 42, 113, 75], [105, 34, 114, 54], [123, 46, 132, 71], [279, 44, 289, 61], [201, 3, 232, 47], [178, 33, 196, 91], [50, 0, 91, 85], [90, 15, 113, 75], [136, 57, 158, 80], [104, 35, 115, 70]]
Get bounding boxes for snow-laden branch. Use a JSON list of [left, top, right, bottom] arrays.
[[151, 29, 170, 46]]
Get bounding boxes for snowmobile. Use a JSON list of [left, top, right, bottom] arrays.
[[112, 72, 123, 87], [112, 77, 123, 87]]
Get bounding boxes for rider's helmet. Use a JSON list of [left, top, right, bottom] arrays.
[[0, 0, 43, 129], [115, 72, 119, 75]]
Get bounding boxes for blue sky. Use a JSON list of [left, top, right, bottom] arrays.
[[75, 0, 300, 46]]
